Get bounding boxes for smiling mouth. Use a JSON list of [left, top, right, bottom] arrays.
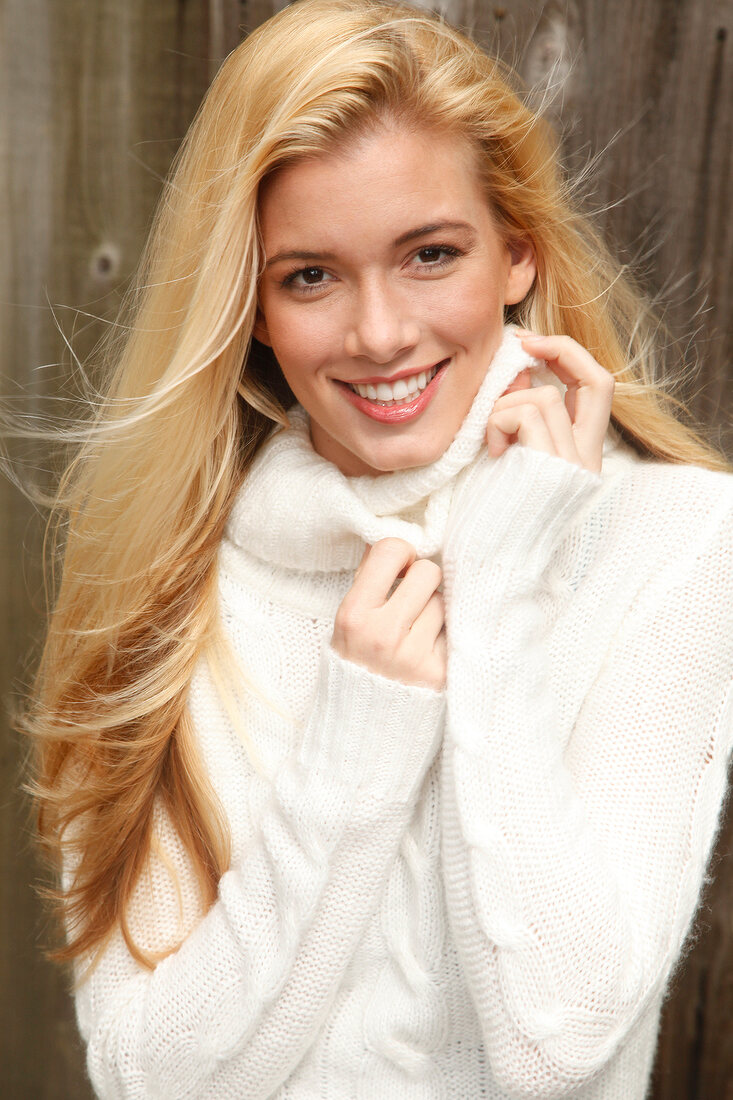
[[345, 361, 445, 407]]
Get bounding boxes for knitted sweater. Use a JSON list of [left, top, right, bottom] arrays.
[[73, 329, 733, 1100]]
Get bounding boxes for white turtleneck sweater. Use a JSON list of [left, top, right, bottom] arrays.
[[73, 329, 733, 1100]]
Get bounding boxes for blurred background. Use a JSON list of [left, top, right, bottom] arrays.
[[1, 1, 731, 1097]]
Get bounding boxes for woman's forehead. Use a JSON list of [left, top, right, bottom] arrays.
[[258, 124, 487, 239]]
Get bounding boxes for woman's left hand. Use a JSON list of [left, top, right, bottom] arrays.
[[486, 333, 615, 474]]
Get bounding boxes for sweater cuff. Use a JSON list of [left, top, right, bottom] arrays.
[[297, 644, 445, 805], [444, 445, 600, 576]]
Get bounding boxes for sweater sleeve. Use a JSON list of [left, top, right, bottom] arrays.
[[74, 644, 444, 1100], [441, 444, 733, 1100]]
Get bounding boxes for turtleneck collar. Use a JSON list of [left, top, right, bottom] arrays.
[[225, 326, 601, 572]]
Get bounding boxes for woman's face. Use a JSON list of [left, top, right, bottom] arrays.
[[256, 124, 536, 476]]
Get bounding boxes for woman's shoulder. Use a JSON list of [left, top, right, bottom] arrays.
[[547, 439, 733, 656], [560, 432, 733, 592], [598, 432, 733, 535]]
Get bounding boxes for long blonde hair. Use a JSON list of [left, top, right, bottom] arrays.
[[23, 0, 729, 971]]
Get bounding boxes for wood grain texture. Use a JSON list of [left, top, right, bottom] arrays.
[[1, 2, 730, 1098]]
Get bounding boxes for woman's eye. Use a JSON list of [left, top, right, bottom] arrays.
[[283, 266, 333, 290], [413, 245, 460, 268], [417, 248, 444, 263]]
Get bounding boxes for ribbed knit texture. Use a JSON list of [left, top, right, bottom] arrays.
[[72, 327, 733, 1099]]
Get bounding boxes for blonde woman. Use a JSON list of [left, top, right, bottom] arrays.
[[24, 1, 732, 1097]]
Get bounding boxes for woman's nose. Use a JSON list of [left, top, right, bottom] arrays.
[[343, 279, 420, 363]]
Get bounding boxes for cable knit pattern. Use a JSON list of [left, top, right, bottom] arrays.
[[70, 327, 733, 1099]]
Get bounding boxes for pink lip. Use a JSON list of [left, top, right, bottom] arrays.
[[338, 360, 449, 424]]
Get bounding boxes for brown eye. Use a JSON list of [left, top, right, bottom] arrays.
[[413, 245, 461, 269], [281, 266, 335, 292], [290, 266, 332, 288]]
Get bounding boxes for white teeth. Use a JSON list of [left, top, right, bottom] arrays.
[[350, 364, 441, 404]]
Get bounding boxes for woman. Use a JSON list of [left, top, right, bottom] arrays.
[[24, 1, 733, 1097]]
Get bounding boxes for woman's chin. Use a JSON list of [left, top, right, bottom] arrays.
[[356, 439, 451, 476]]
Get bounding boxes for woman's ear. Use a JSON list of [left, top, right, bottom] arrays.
[[253, 308, 272, 347], [503, 239, 537, 306]]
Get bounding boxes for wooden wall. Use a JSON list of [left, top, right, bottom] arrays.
[[1, 1, 731, 1097]]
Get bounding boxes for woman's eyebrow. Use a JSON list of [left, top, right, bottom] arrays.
[[393, 221, 476, 246], [265, 249, 337, 268]]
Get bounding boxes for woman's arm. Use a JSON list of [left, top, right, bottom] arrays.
[[441, 440, 733, 1099], [73, 641, 444, 1100]]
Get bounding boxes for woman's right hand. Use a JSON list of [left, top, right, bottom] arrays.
[[332, 538, 446, 690]]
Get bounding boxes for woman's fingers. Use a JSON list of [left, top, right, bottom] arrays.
[[333, 539, 446, 689], [519, 333, 614, 472], [345, 537, 416, 609], [387, 557, 443, 631], [488, 385, 581, 465], [408, 590, 445, 648], [401, 593, 446, 691]]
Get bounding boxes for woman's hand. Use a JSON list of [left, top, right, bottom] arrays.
[[487, 333, 615, 473], [332, 538, 446, 690]]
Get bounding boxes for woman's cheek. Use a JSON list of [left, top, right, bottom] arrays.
[[271, 306, 338, 368], [440, 280, 504, 343]]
